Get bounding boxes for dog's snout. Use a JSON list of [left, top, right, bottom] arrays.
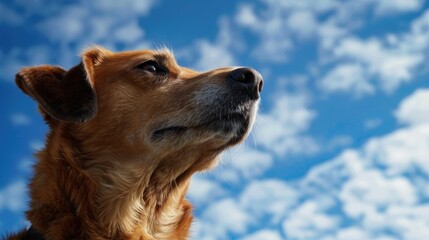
[[227, 67, 263, 100]]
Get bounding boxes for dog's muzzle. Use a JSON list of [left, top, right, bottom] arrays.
[[152, 67, 263, 142]]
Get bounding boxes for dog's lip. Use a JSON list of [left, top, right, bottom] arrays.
[[153, 126, 188, 137], [152, 113, 247, 138]]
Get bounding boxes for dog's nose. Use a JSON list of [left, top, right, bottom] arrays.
[[227, 67, 263, 100]]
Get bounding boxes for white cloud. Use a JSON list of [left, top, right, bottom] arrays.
[[38, 6, 87, 43], [19, 158, 34, 173], [408, 9, 429, 51], [0, 180, 27, 212], [317, 19, 349, 50], [193, 18, 238, 71], [112, 20, 144, 44], [383, 205, 429, 240], [262, 0, 339, 13], [233, 0, 427, 95], [88, 0, 157, 15], [318, 6, 429, 96], [233, 0, 421, 63], [0, 46, 52, 82], [193, 123, 429, 239], [322, 227, 371, 240], [1, 0, 158, 81], [304, 124, 429, 239], [193, 41, 235, 71], [332, 37, 424, 93], [364, 118, 383, 130], [319, 63, 374, 96], [10, 113, 31, 126], [255, 93, 319, 155], [286, 10, 318, 38], [0, 0, 72, 26], [375, 0, 423, 15], [10, 0, 69, 20], [364, 124, 429, 176], [213, 145, 273, 183], [235, 4, 258, 27], [30, 141, 44, 151], [195, 198, 252, 239], [251, 37, 293, 63], [188, 175, 225, 206], [235, 3, 294, 62], [0, 3, 24, 25], [193, 180, 296, 239], [283, 198, 339, 239], [395, 88, 429, 126], [326, 135, 353, 150], [37, 0, 152, 46], [241, 229, 283, 240], [239, 179, 298, 223], [340, 170, 418, 219], [192, 87, 429, 239]]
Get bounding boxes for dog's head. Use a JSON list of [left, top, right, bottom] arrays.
[[16, 46, 263, 171]]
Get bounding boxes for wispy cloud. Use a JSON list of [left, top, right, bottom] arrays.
[[192, 87, 429, 239], [319, 63, 374, 97], [395, 88, 429, 126], [188, 175, 226, 205], [194, 198, 253, 239], [364, 118, 383, 130], [241, 229, 283, 240], [232, 0, 428, 96], [186, 18, 240, 71], [29, 141, 44, 151], [374, 0, 423, 15], [328, 37, 424, 94], [37, 0, 155, 46], [0, 0, 158, 81], [212, 145, 273, 184], [0, 180, 27, 212], [9, 113, 31, 126], [283, 198, 340, 239], [255, 93, 319, 156], [0, 3, 24, 25]]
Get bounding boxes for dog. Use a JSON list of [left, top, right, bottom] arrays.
[[6, 46, 263, 240]]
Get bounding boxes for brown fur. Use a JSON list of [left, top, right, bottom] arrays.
[[7, 46, 262, 240]]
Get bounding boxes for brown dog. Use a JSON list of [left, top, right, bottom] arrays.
[[6, 46, 262, 240]]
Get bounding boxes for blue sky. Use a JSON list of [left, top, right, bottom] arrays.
[[1, 0, 429, 239]]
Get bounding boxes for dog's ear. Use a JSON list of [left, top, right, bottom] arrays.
[[15, 46, 111, 123]]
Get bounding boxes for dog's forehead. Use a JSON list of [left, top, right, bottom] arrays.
[[108, 49, 200, 78], [111, 49, 174, 63]]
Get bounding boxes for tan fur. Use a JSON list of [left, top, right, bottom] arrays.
[[7, 46, 261, 240]]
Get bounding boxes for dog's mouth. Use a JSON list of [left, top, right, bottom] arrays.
[[153, 126, 188, 137], [152, 112, 250, 141]]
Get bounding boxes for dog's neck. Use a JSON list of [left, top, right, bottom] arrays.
[[88, 150, 197, 239], [27, 125, 219, 240]]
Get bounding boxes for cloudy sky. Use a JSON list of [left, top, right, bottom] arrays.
[[1, 0, 429, 239]]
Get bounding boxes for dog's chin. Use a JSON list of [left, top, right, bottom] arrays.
[[204, 115, 252, 146], [198, 117, 250, 146]]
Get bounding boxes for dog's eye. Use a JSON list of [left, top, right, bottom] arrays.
[[139, 61, 158, 73], [138, 60, 166, 75]]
